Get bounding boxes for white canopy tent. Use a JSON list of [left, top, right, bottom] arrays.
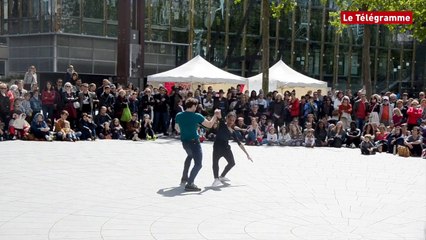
[[147, 55, 247, 91], [248, 60, 328, 97]]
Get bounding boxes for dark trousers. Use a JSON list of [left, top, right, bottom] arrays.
[[212, 144, 235, 179], [181, 140, 203, 184], [42, 105, 55, 126], [154, 111, 169, 134]]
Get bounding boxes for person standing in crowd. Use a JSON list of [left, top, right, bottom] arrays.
[[30, 89, 42, 119], [213, 89, 229, 116], [99, 85, 115, 116], [65, 65, 76, 82], [0, 83, 11, 127], [175, 98, 219, 192], [379, 96, 393, 126], [211, 111, 252, 187], [78, 83, 97, 116], [96, 79, 110, 98], [24, 66, 38, 89], [62, 82, 79, 128], [270, 93, 285, 133], [353, 92, 369, 130], [41, 81, 56, 124], [338, 96, 352, 130], [153, 87, 170, 136], [406, 100, 423, 131]]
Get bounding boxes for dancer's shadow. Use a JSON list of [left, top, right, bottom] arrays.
[[199, 183, 245, 194], [157, 185, 202, 197], [157, 183, 245, 197]]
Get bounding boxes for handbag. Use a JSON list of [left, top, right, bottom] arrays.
[[397, 145, 410, 158], [73, 101, 80, 109], [120, 106, 132, 122]]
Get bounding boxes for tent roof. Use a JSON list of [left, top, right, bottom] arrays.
[[249, 60, 327, 91], [147, 55, 247, 84]]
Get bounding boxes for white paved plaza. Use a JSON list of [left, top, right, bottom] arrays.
[[0, 139, 425, 240]]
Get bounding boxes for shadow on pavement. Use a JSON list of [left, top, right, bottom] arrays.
[[157, 183, 246, 197], [157, 186, 202, 197], [199, 183, 246, 194]]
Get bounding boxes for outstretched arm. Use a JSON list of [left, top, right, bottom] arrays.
[[238, 143, 253, 162]]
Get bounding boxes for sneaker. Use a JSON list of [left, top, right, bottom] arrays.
[[152, 135, 157, 141], [219, 177, 230, 182], [185, 183, 201, 192], [212, 178, 222, 187], [146, 135, 152, 140]]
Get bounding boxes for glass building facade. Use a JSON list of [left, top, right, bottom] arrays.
[[0, 0, 424, 92]]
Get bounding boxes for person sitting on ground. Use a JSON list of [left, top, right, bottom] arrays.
[[79, 113, 97, 140], [360, 134, 379, 155], [387, 126, 403, 154], [245, 117, 262, 145], [304, 128, 315, 148], [140, 114, 156, 140], [234, 116, 248, 142], [60, 120, 79, 141], [403, 126, 423, 157], [328, 121, 346, 148], [30, 113, 52, 141], [94, 106, 112, 137], [98, 122, 112, 139], [279, 125, 291, 146], [314, 120, 328, 147], [263, 127, 278, 146], [346, 121, 361, 148], [126, 113, 141, 141], [111, 118, 125, 140], [8, 112, 30, 140], [374, 124, 389, 152], [288, 120, 304, 146], [54, 110, 69, 140]]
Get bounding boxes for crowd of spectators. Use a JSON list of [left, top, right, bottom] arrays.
[[0, 65, 425, 158]]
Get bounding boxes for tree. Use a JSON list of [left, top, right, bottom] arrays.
[[329, 0, 426, 97], [234, 0, 296, 93]]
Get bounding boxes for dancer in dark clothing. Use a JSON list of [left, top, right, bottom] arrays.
[[212, 111, 253, 187]]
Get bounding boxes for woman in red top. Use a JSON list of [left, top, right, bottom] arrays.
[[289, 92, 300, 121], [406, 100, 423, 130], [392, 108, 404, 127], [338, 96, 352, 130], [41, 81, 56, 124]]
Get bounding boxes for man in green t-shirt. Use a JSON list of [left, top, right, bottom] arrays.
[[175, 98, 219, 191]]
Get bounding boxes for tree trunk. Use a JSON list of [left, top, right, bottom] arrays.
[[261, 0, 270, 93], [362, 24, 372, 97]]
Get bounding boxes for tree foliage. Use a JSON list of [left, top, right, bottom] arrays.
[[234, 0, 297, 19], [329, 0, 426, 42], [328, 0, 425, 97]]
